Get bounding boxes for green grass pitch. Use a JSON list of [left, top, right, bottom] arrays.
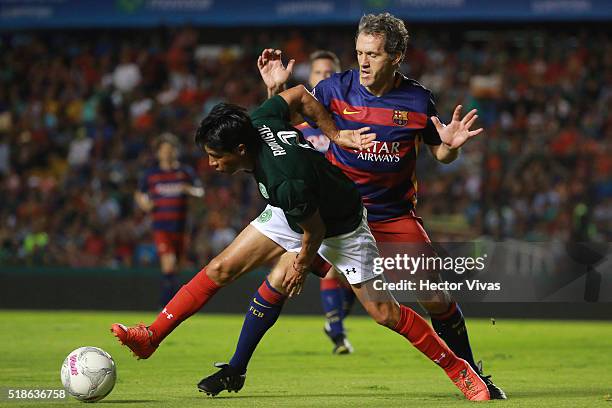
[[1, 310, 611, 407]]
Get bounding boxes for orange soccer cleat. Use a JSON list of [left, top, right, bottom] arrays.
[[110, 323, 158, 360], [448, 359, 491, 401]]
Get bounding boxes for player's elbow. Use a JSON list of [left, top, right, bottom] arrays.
[[280, 84, 309, 111], [292, 84, 308, 97], [296, 85, 313, 111]]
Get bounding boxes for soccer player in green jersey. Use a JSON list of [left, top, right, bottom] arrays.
[[111, 84, 490, 401], [261, 49, 359, 354]]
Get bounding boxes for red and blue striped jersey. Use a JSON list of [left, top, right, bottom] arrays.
[[309, 69, 442, 222], [138, 164, 200, 232]]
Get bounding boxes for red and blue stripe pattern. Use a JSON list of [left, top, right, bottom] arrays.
[[138, 165, 199, 232], [310, 70, 441, 222]]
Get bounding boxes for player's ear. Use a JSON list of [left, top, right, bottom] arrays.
[[236, 144, 248, 156], [391, 52, 403, 66]]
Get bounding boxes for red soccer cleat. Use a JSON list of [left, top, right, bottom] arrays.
[[110, 323, 158, 360], [448, 359, 491, 401]]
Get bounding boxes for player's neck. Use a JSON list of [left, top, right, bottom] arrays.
[[159, 160, 179, 171], [244, 153, 256, 172], [364, 71, 398, 97]]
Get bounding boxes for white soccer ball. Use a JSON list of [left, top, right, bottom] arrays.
[[60, 347, 116, 403]]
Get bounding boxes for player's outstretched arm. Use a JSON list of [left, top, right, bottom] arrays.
[[283, 209, 326, 297], [429, 104, 484, 164], [182, 184, 205, 198], [257, 48, 295, 98], [279, 85, 375, 150]]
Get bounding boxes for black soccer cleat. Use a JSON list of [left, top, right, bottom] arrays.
[[324, 325, 354, 355], [477, 360, 507, 400], [197, 362, 246, 397]]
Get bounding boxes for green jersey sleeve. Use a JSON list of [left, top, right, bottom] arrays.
[[251, 95, 290, 124], [272, 179, 317, 222]]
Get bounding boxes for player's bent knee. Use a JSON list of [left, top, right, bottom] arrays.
[[206, 258, 238, 286], [364, 302, 399, 328], [266, 269, 287, 294], [417, 289, 453, 314], [419, 300, 451, 315], [266, 252, 295, 295], [324, 267, 340, 279]]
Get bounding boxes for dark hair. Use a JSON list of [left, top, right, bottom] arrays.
[[309, 50, 341, 71], [356, 13, 409, 59], [195, 103, 259, 152], [156, 132, 180, 150]]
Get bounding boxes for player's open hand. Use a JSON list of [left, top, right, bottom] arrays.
[[334, 127, 376, 151], [431, 105, 484, 150], [257, 49, 295, 91], [283, 261, 308, 297]]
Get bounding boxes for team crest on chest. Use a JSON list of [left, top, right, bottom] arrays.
[[392, 110, 409, 126]]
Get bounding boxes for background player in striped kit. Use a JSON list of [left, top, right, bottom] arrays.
[[135, 133, 204, 305], [260, 49, 358, 354], [257, 13, 505, 398]]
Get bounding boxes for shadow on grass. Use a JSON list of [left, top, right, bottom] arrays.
[[187, 392, 449, 400], [507, 387, 611, 398], [186, 387, 612, 402], [99, 400, 156, 404]]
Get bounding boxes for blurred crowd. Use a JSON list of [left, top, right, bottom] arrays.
[[0, 24, 609, 267]]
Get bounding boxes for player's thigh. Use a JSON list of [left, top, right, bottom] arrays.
[[207, 224, 286, 285], [317, 209, 380, 286], [318, 210, 402, 326], [323, 266, 341, 279]]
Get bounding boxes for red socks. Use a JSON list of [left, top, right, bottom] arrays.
[[258, 279, 286, 304], [393, 305, 462, 374], [149, 267, 220, 345]]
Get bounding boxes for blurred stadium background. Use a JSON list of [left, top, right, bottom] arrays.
[[0, 0, 610, 317]]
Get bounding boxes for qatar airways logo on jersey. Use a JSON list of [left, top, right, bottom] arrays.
[[154, 183, 184, 196], [355, 141, 401, 162]]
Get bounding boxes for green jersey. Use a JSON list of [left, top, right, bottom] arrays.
[[250, 96, 363, 237]]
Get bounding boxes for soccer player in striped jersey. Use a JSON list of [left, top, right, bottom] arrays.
[[257, 13, 505, 399], [262, 49, 357, 354], [136, 133, 203, 305]]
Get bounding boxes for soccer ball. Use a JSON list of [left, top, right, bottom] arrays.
[[60, 347, 116, 402]]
